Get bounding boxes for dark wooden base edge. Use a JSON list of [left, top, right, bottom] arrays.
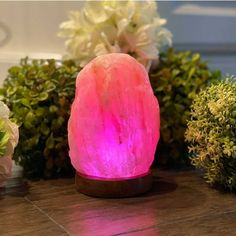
[[75, 171, 153, 198]]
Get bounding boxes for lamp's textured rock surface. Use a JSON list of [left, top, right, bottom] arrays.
[[68, 53, 160, 179]]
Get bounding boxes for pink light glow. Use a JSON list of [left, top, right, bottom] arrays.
[[68, 53, 160, 179]]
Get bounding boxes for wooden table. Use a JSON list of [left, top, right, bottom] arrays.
[[1, 169, 236, 236]]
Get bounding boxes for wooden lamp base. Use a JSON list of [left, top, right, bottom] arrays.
[[75, 171, 152, 198]]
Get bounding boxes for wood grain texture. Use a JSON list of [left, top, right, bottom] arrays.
[[1, 169, 236, 236]]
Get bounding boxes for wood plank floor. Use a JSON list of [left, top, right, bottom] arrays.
[[0, 169, 236, 236]]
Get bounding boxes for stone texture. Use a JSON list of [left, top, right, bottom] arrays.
[[68, 53, 160, 179]]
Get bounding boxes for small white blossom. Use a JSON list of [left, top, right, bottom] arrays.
[[58, 0, 172, 71]]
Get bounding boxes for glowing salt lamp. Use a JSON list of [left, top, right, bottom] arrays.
[[68, 53, 160, 197]]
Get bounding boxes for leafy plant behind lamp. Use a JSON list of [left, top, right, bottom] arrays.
[[150, 48, 221, 168], [0, 58, 80, 179], [185, 78, 236, 191]]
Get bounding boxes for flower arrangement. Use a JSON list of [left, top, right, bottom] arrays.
[[185, 77, 236, 191], [0, 101, 19, 185], [58, 0, 172, 71], [150, 49, 221, 167], [0, 58, 80, 179]]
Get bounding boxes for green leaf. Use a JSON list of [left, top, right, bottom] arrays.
[[0, 119, 10, 158], [38, 92, 49, 101], [21, 98, 31, 108], [188, 67, 195, 79], [46, 134, 55, 149], [24, 111, 36, 129], [192, 53, 200, 62], [26, 134, 40, 148], [40, 122, 50, 136], [45, 81, 56, 93], [49, 105, 58, 113], [35, 107, 46, 117], [7, 86, 17, 96]]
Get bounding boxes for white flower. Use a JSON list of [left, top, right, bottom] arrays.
[[0, 101, 19, 182], [58, 0, 172, 71]]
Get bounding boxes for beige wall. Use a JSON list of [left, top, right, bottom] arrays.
[[0, 1, 84, 56], [0, 1, 84, 82]]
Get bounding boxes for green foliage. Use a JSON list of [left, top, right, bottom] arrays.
[[150, 48, 221, 167], [185, 78, 236, 191], [0, 58, 80, 178], [0, 119, 10, 157]]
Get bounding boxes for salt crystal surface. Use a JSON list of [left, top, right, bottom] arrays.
[[68, 53, 160, 179]]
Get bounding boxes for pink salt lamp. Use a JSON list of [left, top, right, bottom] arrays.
[[68, 53, 160, 197]]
